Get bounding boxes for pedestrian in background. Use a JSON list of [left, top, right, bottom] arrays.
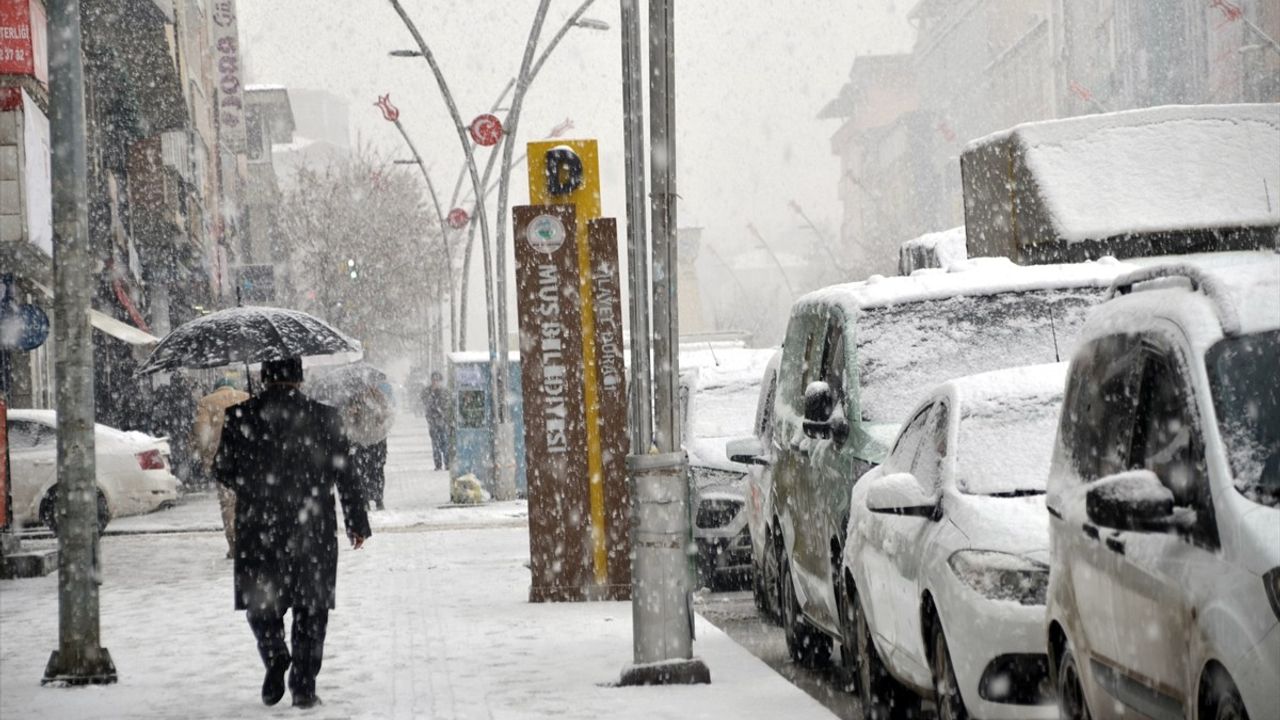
[[152, 373, 197, 484], [343, 385, 392, 511], [195, 376, 249, 559], [421, 371, 451, 471], [214, 357, 371, 709]]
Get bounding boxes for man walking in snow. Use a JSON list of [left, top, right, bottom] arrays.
[[194, 376, 249, 559], [421, 371, 451, 471], [214, 357, 372, 709]]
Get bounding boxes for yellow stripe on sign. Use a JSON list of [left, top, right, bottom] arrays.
[[527, 139, 609, 587]]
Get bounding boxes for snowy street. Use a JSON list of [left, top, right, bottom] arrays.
[[1, 413, 837, 719]]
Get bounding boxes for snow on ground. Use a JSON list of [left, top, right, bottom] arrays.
[[1, 413, 835, 719]]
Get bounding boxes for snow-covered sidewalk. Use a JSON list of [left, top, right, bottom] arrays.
[[1, 414, 835, 719]]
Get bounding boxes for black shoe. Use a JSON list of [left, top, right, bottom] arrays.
[[375, 501, 385, 510], [262, 657, 289, 706], [292, 694, 322, 709]]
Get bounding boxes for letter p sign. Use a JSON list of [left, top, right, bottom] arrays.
[[544, 146, 585, 197]]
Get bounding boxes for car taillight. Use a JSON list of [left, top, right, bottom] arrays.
[[137, 450, 166, 470]]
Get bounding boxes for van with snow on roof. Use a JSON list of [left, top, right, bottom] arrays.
[[1045, 252, 1280, 720], [769, 257, 1134, 676]]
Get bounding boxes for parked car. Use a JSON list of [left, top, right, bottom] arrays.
[[7, 409, 180, 533], [841, 363, 1066, 720], [771, 258, 1134, 670], [1046, 254, 1280, 720], [726, 349, 783, 620], [681, 346, 777, 590]]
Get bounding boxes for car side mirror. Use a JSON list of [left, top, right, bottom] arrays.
[[865, 472, 940, 519], [803, 381, 849, 441], [726, 436, 767, 466], [1086, 470, 1177, 532]]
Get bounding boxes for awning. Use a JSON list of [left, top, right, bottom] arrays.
[[89, 308, 159, 346]]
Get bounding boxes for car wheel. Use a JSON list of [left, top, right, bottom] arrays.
[[852, 584, 916, 719], [781, 560, 831, 668], [39, 488, 109, 536], [932, 624, 968, 720], [1057, 646, 1091, 720], [1202, 668, 1249, 720]]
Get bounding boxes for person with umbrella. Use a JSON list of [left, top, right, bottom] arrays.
[[307, 363, 394, 511], [214, 357, 371, 709], [138, 307, 370, 709], [194, 375, 250, 559]]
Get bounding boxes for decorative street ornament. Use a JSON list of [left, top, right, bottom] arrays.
[[548, 117, 574, 138], [446, 207, 470, 229], [469, 113, 503, 146], [374, 94, 400, 122]]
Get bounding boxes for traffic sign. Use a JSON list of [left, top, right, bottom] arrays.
[[447, 207, 470, 229], [469, 114, 503, 146]]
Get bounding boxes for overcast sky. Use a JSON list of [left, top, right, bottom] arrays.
[[239, 1, 915, 347]]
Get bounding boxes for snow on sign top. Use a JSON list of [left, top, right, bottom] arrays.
[[968, 103, 1280, 242]]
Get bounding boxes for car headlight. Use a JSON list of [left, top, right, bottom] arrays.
[[696, 499, 744, 530], [948, 550, 1049, 606]]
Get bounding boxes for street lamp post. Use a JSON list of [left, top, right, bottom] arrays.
[[450, 1, 605, 352], [386, 0, 504, 491], [376, 95, 457, 358]]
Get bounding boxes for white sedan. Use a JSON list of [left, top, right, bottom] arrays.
[[7, 409, 180, 533], [840, 363, 1066, 720]]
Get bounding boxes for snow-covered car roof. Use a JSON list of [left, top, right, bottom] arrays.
[[8, 409, 169, 448], [795, 256, 1135, 315], [1109, 252, 1280, 337], [966, 103, 1280, 242], [941, 361, 1069, 407], [682, 348, 778, 474]]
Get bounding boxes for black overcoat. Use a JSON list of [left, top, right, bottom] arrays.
[[214, 385, 372, 612]]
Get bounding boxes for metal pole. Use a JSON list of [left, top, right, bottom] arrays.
[[391, 118, 456, 353], [746, 222, 798, 300], [489, 0, 553, 501], [620, 0, 651, 456], [619, 0, 708, 686], [454, 2, 598, 352], [43, 0, 116, 686], [387, 0, 503, 489]]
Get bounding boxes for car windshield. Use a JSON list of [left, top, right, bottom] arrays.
[[856, 288, 1100, 422], [956, 393, 1062, 495], [692, 382, 762, 440], [1205, 329, 1280, 507]]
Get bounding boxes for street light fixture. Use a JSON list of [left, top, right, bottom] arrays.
[[573, 17, 610, 31]]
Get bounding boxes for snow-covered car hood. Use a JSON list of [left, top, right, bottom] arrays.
[[945, 491, 1050, 562], [687, 436, 748, 476]]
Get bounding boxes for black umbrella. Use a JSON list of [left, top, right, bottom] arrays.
[[136, 306, 360, 375]]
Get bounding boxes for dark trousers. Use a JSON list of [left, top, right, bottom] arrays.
[[247, 605, 329, 700], [428, 423, 449, 470]]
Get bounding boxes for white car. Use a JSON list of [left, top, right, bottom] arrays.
[[1046, 254, 1280, 720], [841, 363, 1067, 720], [8, 409, 180, 533], [726, 349, 783, 620]]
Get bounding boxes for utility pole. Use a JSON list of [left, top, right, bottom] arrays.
[[42, 0, 116, 686], [619, 0, 709, 686]]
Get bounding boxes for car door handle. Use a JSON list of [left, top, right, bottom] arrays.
[[1082, 523, 1099, 541], [1104, 537, 1125, 555]]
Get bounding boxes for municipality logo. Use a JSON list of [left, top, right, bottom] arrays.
[[526, 214, 566, 254]]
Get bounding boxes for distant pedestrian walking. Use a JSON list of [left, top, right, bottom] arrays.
[[213, 358, 371, 709], [194, 377, 249, 559], [422, 371, 451, 471]]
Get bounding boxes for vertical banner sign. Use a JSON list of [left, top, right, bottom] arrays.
[[587, 218, 631, 592], [514, 205, 591, 602], [527, 139, 630, 599], [209, 0, 247, 153]]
